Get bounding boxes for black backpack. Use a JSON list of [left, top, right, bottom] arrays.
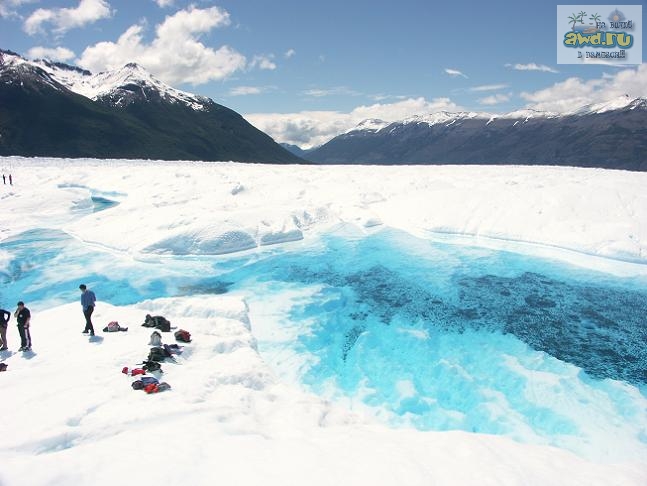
[[155, 317, 171, 332], [142, 360, 162, 372], [148, 347, 167, 362]]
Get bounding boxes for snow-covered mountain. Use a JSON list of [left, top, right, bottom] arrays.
[[0, 50, 210, 110], [308, 95, 647, 171], [0, 49, 303, 163]]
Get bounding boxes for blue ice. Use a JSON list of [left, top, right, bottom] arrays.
[[1, 224, 646, 460]]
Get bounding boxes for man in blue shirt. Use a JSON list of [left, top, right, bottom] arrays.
[[79, 284, 97, 336]]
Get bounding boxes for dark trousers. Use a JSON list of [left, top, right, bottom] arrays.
[[83, 306, 95, 333], [17, 324, 31, 348], [0, 324, 7, 348]]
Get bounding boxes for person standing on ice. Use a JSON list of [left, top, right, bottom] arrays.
[[80, 284, 96, 336], [0, 307, 10, 350], [2, 174, 5, 184], [8, 174, 12, 185], [14, 301, 31, 351]]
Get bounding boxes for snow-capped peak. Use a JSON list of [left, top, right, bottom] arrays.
[[0, 50, 209, 111], [568, 94, 637, 115], [348, 119, 390, 133], [403, 111, 491, 126]]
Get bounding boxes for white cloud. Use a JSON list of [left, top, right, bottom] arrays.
[[444, 68, 468, 78], [77, 6, 247, 85], [302, 86, 361, 98], [470, 84, 509, 92], [154, 0, 174, 7], [284, 48, 295, 59], [507, 63, 559, 73], [23, 0, 112, 35], [250, 55, 276, 70], [27, 45, 75, 61], [229, 86, 263, 96], [478, 93, 511, 106], [245, 97, 462, 149], [0, 0, 36, 18], [520, 64, 647, 112]]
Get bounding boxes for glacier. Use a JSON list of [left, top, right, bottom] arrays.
[[0, 156, 646, 486]]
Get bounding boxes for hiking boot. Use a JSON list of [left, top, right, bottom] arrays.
[[90, 332, 95, 336], [0, 346, 8, 351], [82, 330, 90, 334], [18, 347, 25, 351]]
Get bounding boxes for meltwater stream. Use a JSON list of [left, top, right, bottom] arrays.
[[1, 225, 646, 460]]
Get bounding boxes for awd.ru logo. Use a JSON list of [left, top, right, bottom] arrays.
[[557, 5, 642, 65], [563, 9, 633, 48]]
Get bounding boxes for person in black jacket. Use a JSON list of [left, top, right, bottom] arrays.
[[0, 307, 10, 350], [14, 301, 31, 351]]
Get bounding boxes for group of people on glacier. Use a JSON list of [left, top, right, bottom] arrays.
[[0, 284, 96, 352]]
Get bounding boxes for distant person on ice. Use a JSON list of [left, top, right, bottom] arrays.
[[14, 301, 31, 351], [80, 284, 96, 336], [2, 174, 5, 185], [0, 307, 10, 350], [8, 174, 12, 185]]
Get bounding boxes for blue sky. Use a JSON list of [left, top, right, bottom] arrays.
[[1, 0, 645, 147]]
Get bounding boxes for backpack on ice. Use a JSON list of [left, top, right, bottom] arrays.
[[143, 314, 171, 332], [147, 347, 169, 362], [149, 331, 162, 346], [103, 321, 127, 332], [142, 360, 162, 372], [174, 329, 191, 343]]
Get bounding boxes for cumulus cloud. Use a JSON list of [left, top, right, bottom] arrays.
[[245, 97, 462, 149], [506, 63, 559, 73], [154, 0, 174, 7], [284, 48, 295, 59], [77, 6, 247, 85], [23, 0, 112, 35], [27, 45, 75, 61], [444, 68, 468, 78], [520, 64, 647, 112]]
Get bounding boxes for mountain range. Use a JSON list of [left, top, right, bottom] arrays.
[[306, 98, 647, 171], [1, 48, 646, 170], [0, 49, 303, 163]]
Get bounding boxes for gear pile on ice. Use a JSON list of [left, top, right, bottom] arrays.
[[121, 315, 193, 395]]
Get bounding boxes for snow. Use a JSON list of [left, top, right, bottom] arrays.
[[0, 51, 208, 111], [347, 118, 391, 133], [1, 157, 646, 486], [569, 94, 636, 115]]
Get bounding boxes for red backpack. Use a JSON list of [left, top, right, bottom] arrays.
[[174, 329, 191, 343]]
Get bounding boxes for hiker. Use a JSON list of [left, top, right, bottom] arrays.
[[14, 301, 31, 351], [8, 174, 12, 185], [79, 284, 96, 336], [2, 174, 5, 185], [0, 307, 10, 350]]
